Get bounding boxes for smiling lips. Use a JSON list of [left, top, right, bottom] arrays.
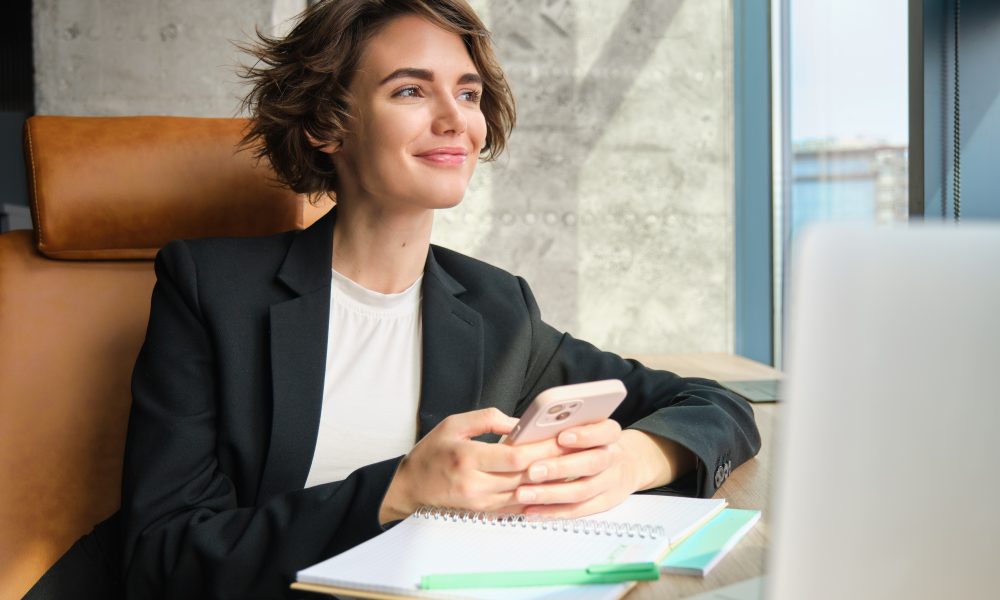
[[415, 147, 468, 166]]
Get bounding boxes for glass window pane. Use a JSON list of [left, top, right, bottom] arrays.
[[789, 0, 909, 243], [776, 0, 910, 364]]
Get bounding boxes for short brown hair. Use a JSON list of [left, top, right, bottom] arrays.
[[239, 0, 515, 196]]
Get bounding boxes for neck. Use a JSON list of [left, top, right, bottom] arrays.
[[331, 200, 433, 294]]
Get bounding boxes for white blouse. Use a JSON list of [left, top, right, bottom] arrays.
[[303, 268, 422, 488]]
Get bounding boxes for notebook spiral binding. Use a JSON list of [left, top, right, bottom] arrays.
[[414, 506, 666, 539]]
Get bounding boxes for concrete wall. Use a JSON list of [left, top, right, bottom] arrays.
[[32, 0, 285, 116], [34, 0, 734, 355]]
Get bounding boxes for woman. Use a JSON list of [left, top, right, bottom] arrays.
[[120, 1, 761, 598]]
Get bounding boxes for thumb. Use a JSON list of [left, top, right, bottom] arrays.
[[452, 407, 519, 438]]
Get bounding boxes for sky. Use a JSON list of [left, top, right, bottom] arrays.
[[790, 0, 909, 145]]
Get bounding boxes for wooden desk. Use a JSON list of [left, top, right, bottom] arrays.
[[625, 353, 780, 600]]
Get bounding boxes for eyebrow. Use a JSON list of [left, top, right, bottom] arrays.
[[378, 68, 482, 86]]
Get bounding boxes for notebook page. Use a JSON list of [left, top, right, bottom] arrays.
[[297, 495, 725, 599], [301, 515, 649, 599]]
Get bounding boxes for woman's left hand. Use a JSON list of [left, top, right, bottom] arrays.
[[513, 421, 692, 519]]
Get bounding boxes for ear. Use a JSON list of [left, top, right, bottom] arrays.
[[306, 132, 341, 155]]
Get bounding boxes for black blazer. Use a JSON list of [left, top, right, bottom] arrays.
[[120, 208, 761, 599]]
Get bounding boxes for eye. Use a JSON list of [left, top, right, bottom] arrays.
[[392, 85, 422, 99], [458, 89, 482, 103]]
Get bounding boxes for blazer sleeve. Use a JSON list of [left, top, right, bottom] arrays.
[[514, 277, 762, 498], [120, 242, 401, 600]]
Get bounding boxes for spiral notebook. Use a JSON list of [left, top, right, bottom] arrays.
[[292, 495, 726, 600]]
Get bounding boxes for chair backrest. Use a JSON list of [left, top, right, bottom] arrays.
[[0, 116, 330, 598]]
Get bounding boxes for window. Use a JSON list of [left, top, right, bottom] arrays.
[[773, 0, 910, 364]]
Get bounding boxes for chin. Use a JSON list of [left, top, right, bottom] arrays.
[[417, 183, 470, 210], [429, 196, 465, 211]]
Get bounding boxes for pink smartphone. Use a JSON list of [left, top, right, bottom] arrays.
[[502, 379, 627, 445]]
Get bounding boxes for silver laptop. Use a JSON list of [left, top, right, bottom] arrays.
[[692, 224, 1000, 600]]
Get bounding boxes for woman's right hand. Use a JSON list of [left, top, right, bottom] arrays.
[[378, 407, 567, 523]]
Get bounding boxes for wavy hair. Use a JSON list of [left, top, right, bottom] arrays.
[[239, 0, 515, 196]]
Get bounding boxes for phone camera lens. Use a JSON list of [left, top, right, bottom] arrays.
[[556, 411, 571, 421], [547, 404, 564, 415]]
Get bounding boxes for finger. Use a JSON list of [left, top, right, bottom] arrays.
[[445, 407, 520, 439], [515, 475, 603, 506], [557, 418, 622, 449], [475, 491, 521, 513], [524, 445, 616, 483], [448, 488, 520, 514], [471, 469, 530, 494], [476, 437, 567, 472], [491, 502, 527, 515], [442, 458, 536, 497], [462, 501, 528, 516]]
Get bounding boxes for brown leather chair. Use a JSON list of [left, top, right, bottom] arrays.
[[0, 116, 330, 599]]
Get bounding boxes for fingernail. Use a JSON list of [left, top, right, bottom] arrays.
[[519, 489, 536, 503], [561, 432, 577, 445], [529, 465, 548, 481]]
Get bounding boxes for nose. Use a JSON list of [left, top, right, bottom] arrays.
[[432, 96, 467, 136]]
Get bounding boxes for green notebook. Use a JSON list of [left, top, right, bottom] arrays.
[[661, 508, 761, 576]]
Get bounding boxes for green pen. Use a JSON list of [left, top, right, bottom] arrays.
[[419, 562, 660, 590]]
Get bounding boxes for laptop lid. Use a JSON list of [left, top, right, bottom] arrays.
[[769, 224, 1000, 600]]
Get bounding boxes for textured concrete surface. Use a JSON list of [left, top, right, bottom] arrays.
[[33, 0, 733, 354], [33, 0, 273, 116], [438, 0, 734, 353]]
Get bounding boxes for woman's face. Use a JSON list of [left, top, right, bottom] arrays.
[[329, 15, 488, 213]]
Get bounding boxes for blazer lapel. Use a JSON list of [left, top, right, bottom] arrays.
[[258, 209, 336, 501], [418, 248, 485, 439]]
